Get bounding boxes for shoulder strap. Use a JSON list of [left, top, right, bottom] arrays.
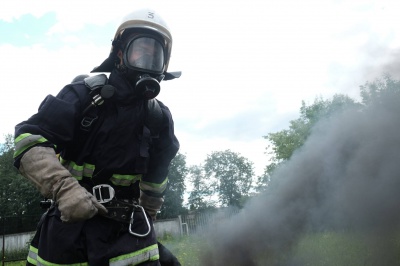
[[145, 99, 163, 137], [80, 74, 110, 131], [140, 99, 163, 157]]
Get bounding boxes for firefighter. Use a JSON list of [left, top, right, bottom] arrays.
[[13, 9, 181, 266]]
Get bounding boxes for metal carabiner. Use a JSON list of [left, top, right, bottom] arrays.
[[129, 205, 151, 237]]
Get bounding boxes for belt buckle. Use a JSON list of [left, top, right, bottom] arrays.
[[92, 184, 115, 203]]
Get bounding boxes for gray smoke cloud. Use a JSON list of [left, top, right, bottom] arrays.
[[199, 90, 400, 265]]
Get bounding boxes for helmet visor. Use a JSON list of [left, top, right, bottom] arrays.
[[125, 37, 164, 73]]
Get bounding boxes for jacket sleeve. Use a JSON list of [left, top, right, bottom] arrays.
[[13, 85, 85, 168], [140, 100, 179, 197]]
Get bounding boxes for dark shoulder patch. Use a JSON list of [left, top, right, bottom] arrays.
[[84, 74, 108, 90]]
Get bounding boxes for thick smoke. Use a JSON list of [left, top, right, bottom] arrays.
[[200, 91, 400, 265]]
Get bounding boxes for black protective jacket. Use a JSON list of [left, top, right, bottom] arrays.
[[14, 70, 179, 199]]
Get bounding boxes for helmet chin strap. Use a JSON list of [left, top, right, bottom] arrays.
[[116, 62, 128, 73]]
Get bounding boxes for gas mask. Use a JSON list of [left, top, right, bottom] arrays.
[[120, 35, 166, 99]]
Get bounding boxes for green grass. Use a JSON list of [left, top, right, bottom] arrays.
[[2, 249, 28, 265], [161, 231, 400, 266], [2, 259, 26, 265], [292, 231, 400, 266], [5, 232, 400, 265], [159, 234, 206, 266]]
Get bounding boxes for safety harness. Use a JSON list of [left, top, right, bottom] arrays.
[[40, 74, 162, 236], [82, 74, 162, 236]]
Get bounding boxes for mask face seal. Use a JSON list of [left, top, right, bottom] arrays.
[[123, 36, 165, 74]]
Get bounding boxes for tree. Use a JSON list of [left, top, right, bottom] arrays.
[[158, 152, 188, 219], [255, 171, 270, 193], [360, 75, 400, 106], [204, 150, 254, 208], [187, 165, 217, 211], [260, 74, 400, 191], [0, 134, 42, 218], [266, 94, 359, 163], [260, 94, 359, 185]]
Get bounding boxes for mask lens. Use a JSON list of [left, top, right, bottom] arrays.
[[126, 37, 164, 73]]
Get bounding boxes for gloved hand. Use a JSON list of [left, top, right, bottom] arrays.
[[158, 242, 182, 266], [54, 176, 108, 222], [139, 190, 164, 220], [19, 146, 107, 222]]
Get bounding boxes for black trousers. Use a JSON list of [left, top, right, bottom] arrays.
[[27, 205, 160, 266]]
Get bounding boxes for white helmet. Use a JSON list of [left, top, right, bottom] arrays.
[[91, 9, 173, 75]]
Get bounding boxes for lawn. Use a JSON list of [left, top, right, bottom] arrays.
[[4, 231, 400, 265], [160, 231, 400, 266]]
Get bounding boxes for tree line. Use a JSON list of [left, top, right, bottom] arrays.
[[1, 75, 399, 222]]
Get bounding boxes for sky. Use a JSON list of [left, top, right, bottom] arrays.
[[1, 0, 400, 177]]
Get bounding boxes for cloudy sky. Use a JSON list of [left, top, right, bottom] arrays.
[[1, 0, 400, 176]]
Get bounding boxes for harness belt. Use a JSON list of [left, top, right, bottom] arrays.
[[93, 184, 152, 237], [40, 184, 151, 237]]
